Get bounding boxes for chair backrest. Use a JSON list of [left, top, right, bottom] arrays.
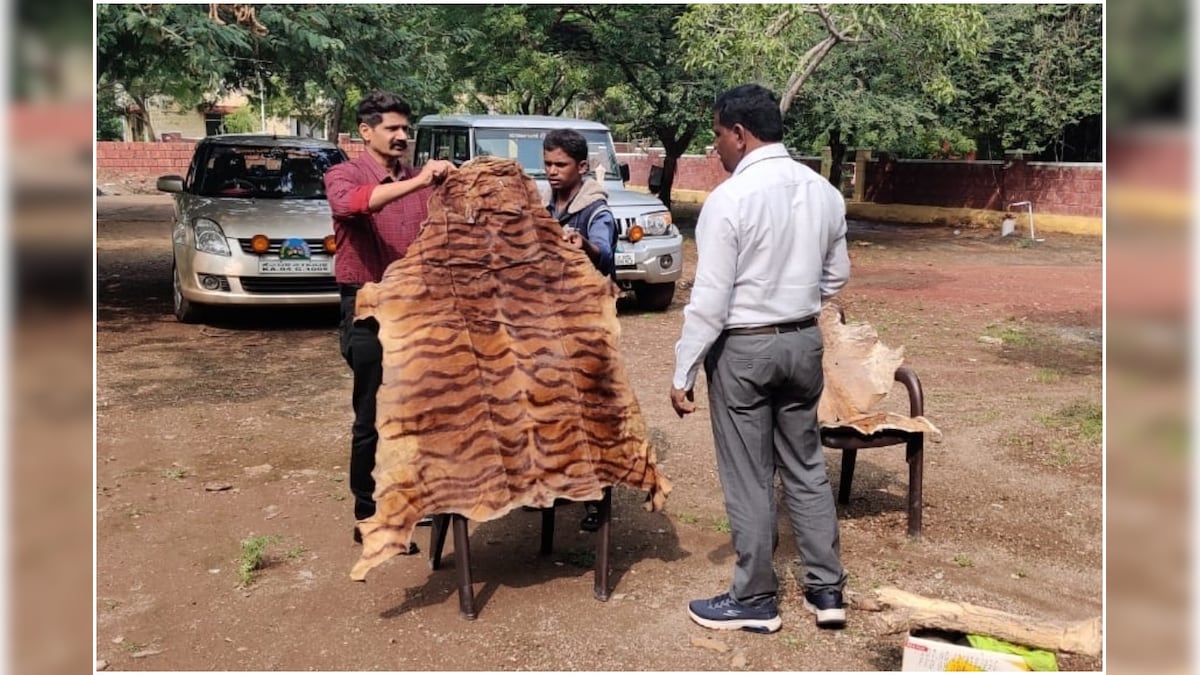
[[204, 152, 248, 193], [282, 156, 322, 195]]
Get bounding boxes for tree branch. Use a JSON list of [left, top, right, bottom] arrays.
[[780, 35, 839, 114]]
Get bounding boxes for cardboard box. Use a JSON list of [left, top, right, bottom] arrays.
[[901, 632, 1031, 671]]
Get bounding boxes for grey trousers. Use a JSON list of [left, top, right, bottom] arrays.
[[703, 326, 846, 602]]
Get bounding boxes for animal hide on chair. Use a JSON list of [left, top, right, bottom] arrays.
[[818, 304, 942, 441], [350, 157, 671, 581]]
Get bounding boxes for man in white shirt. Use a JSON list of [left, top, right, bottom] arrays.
[[670, 84, 851, 634]]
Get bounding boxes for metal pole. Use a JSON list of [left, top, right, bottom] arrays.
[[259, 74, 266, 132]]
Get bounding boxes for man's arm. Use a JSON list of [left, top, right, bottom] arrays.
[[323, 160, 454, 219], [819, 190, 850, 300], [582, 208, 616, 272]]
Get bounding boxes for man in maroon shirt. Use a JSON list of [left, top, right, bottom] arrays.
[[324, 90, 456, 544]]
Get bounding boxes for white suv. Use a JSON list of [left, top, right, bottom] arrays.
[[415, 114, 683, 311]]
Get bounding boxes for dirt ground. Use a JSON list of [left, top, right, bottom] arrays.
[[95, 195, 1102, 671]]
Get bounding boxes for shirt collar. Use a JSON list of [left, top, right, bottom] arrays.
[[355, 151, 408, 183], [733, 143, 790, 176]]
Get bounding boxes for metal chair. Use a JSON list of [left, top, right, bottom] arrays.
[[428, 487, 614, 619]]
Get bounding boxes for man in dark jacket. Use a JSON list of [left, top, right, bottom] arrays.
[[542, 128, 618, 531]]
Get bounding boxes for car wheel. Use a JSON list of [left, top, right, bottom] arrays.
[[634, 281, 675, 311], [172, 261, 205, 324]]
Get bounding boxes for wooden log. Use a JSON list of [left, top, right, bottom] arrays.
[[871, 586, 1103, 657]]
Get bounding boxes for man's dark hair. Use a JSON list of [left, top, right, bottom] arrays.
[[356, 90, 413, 127], [714, 84, 784, 143], [543, 129, 589, 163]]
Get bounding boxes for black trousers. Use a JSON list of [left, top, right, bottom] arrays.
[[339, 290, 381, 521]]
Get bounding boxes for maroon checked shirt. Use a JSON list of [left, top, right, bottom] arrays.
[[324, 152, 433, 286]]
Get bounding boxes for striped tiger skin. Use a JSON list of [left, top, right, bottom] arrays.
[[350, 157, 671, 581]]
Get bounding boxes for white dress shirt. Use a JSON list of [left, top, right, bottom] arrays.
[[672, 143, 850, 390]]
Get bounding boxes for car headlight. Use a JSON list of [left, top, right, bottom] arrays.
[[642, 211, 672, 236], [193, 217, 231, 256]]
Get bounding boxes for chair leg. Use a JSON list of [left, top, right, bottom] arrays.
[[451, 515, 476, 619], [594, 487, 612, 601], [838, 449, 857, 505], [539, 506, 555, 556], [906, 435, 924, 540], [429, 514, 450, 570]]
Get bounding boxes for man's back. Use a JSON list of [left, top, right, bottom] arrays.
[[702, 144, 849, 327]]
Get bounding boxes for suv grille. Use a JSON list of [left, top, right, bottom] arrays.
[[240, 276, 338, 294], [237, 237, 329, 255]]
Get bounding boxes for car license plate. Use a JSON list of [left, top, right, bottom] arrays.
[[259, 258, 332, 274], [614, 252, 635, 266]]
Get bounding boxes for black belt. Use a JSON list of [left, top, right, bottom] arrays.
[[725, 317, 817, 336], [338, 283, 362, 298]]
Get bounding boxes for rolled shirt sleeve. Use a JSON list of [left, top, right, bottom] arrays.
[[587, 208, 617, 276], [324, 164, 375, 219]]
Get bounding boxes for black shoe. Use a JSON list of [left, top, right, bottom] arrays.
[[687, 592, 782, 633], [803, 588, 846, 628], [580, 502, 602, 532]]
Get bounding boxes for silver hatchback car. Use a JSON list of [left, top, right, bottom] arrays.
[[156, 134, 347, 322]]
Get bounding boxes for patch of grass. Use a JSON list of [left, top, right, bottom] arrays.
[[160, 467, 187, 480], [1038, 401, 1102, 444], [561, 547, 595, 568], [1034, 368, 1061, 384], [952, 554, 975, 568], [714, 517, 731, 534], [237, 535, 282, 587], [119, 640, 148, 654], [677, 512, 699, 525], [779, 634, 801, 649], [984, 322, 1033, 347], [1049, 442, 1078, 467], [284, 546, 306, 560]]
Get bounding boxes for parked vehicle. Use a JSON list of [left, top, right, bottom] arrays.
[[156, 135, 347, 323], [415, 115, 683, 311]]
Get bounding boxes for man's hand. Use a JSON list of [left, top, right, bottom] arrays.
[[563, 228, 584, 249], [670, 386, 696, 418], [419, 159, 457, 186]]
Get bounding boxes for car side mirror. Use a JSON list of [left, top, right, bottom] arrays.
[[157, 175, 185, 193], [619, 163, 630, 182]]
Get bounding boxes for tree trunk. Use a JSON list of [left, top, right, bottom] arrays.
[[135, 95, 157, 142], [658, 154, 678, 210], [326, 98, 344, 143], [828, 127, 846, 190], [871, 586, 1103, 657]]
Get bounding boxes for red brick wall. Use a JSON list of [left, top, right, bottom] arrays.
[[861, 157, 1102, 218], [96, 140, 1101, 217]]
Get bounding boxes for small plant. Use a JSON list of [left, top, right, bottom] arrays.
[[1034, 368, 1061, 384], [237, 535, 281, 587], [984, 322, 1032, 347], [1049, 442, 1078, 467], [1037, 401, 1102, 444], [119, 640, 148, 654], [677, 512, 699, 525], [779, 634, 801, 648], [161, 467, 187, 480], [714, 517, 731, 534], [285, 546, 307, 560], [1013, 569, 1028, 579], [952, 554, 975, 568]]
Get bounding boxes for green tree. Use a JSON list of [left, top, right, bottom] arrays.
[[96, 4, 264, 140], [677, 4, 985, 182], [554, 5, 724, 208], [439, 6, 602, 116], [948, 4, 1103, 160]]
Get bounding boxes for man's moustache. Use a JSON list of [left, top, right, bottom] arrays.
[[390, 141, 407, 150]]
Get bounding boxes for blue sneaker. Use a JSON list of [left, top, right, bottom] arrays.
[[687, 592, 782, 633], [803, 588, 846, 627]]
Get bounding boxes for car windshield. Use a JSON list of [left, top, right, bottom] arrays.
[[473, 128, 619, 180], [195, 146, 344, 199]]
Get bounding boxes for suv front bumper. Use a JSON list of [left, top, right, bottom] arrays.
[[613, 233, 684, 285]]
